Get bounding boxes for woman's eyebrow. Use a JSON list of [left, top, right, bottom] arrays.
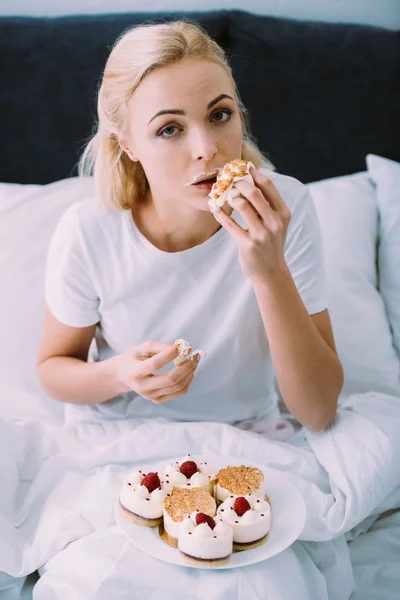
[[147, 93, 234, 125]]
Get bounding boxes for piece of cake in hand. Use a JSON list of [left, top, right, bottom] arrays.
[[217, 494, 271, 551], [161, 488, 216, 548], [164, 454, 215, 494], [178, 512, 233, 567], [215, 465, 265, 504], [174, 339, 206, 366], [208, 159, 255, 214], [119, 470, 172, 527]]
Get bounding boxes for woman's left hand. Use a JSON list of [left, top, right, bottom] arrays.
[[213, 168, 292, 283]]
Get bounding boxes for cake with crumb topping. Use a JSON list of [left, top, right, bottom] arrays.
[[161, 488, 216, 547], [215, 465, 265, 504], [208, 159, 254, 213]]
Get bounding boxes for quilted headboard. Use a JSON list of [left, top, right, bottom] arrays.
[[0, 10, 399, 184]]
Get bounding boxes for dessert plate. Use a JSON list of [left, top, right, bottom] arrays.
[[115, 454, 306, 570]]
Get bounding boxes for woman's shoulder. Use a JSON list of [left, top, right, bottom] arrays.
[[60, 192, 128, 238]]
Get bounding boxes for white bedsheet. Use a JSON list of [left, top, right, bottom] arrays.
[[1, 390, 400, 599]]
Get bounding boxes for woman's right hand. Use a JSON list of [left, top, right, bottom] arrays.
[[110, 340, 201, 404]]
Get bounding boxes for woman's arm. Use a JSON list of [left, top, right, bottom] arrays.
[[252, 270, 343, 432], [37, 305, 200, 406], [37, 305, 124, 405], [213, 168, 343, 431]]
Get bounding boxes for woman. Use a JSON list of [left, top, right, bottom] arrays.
[[37, 20, 343, 433]]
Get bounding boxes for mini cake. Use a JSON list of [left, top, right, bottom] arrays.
[[174, 339, 206, 366], [215, 465, 265, 504], [119, 470, 172, 527], [208, 159, 255, 214], [164, 454, 215, 494], [217, 495, 271, 551], [178, 512, 233, 567], [161, 488, 216, 547]]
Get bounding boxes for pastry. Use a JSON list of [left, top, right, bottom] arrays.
[[217, 494, 271, 551], [163, 454, 215, 494], [161, 488, 216, 547], [119, 470, 172, 527], [174, 338, 206, 366], [208, 159, 254, 213], [215, 465, 265, 504], [178, 512, 233, 566]]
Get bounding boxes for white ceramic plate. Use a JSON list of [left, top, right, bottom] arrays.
[[115, 454, 306, 569]]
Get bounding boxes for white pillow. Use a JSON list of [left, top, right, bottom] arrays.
[[307, 172, 400, 399], [366, 154, 400, 363], [0, 178, 93, 421]]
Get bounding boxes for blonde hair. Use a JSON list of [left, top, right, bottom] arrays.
[[79, 20, 274, 209]]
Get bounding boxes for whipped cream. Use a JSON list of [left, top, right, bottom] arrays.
[[217, 495, 271, 544], [178, 514, 233, 560], [119, 471, 172, 520]]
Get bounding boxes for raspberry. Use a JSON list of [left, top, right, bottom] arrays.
[[195, 513, 216, 530], [233, 496, 251, 516], [180, 460, 198, 479], [141, 472, 160, 493]]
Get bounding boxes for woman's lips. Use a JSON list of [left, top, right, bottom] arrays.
[[191, 177, 217, 193]]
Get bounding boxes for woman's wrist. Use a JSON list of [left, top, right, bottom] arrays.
[[101, 354, 132, 396], [250, 263, 292, 294]]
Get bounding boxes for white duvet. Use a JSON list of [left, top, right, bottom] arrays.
[[1, 390, 400, 600]]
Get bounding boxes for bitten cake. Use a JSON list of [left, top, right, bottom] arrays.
[[161, 488, 216, 547], [208, 159, 254, 213], [173, 339, 206, 366], [119, 470, 172, 527], [215, 465, 265, 504], [217, 494, 271, 551]]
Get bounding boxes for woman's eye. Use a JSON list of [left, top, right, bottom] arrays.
[[159, 125, 180, 138], [212, 109, 232, 123]]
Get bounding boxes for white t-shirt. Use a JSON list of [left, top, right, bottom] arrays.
[[45, 170, 328, 424]]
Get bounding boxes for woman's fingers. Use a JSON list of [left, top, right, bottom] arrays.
[[249, 168, 292, 220], [134, 341, 180, 376], [229, 193, 268, 237], [152, 370, 196, 404], [213, 207, 249, 243], [142, 354, 199, 396], [234, 179, 273, 224]]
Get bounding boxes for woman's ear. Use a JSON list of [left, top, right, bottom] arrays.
[[118, 138, 138, 162]]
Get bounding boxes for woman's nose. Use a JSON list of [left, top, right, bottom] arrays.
[[190, 130, 217, 161]]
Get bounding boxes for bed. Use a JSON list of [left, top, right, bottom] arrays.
[[0, 10, 399, 599]]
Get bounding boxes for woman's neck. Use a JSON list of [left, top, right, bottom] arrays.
[[132, 198, 226, 253]]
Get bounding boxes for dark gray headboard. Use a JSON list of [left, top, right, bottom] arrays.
[[0, 10, 399, 184]]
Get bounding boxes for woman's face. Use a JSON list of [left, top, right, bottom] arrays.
[[124, 58, 243, 212]]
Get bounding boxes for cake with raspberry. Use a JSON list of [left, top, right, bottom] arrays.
[[119, 470, 172, 527], [217, 495, 271, 550], [208, 159, 255, 214], [215, 465, 265, 504], [178, 512, 233, 566], [164, 454, 215, 494], [161, 488, 216, 548]]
